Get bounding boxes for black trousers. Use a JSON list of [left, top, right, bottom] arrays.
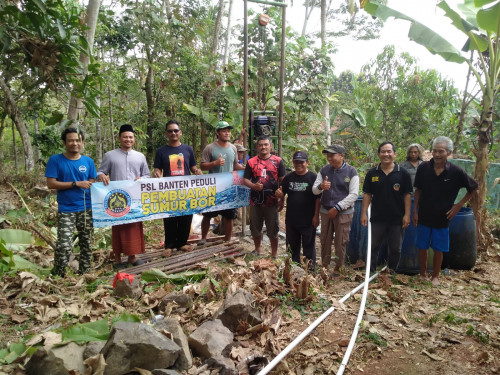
[[163, 215, 193, 249], [370, 222, 404, 272], [286, 223, 316, 267]]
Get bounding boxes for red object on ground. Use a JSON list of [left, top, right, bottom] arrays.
[[113, 272, 135, 288]]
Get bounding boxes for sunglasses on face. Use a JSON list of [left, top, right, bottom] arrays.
[[167, 129, 180, 133]]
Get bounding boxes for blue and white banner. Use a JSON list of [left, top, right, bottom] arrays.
[[91, 171, 250, 228]]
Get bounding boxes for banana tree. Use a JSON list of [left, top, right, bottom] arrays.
[[364, 0, 500, 248]]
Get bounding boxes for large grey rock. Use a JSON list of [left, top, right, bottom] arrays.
[[25, 348, 67, 375], [50, 342, 86, 374], [154, 318, 193, 370], [152, 370, 182, 375], [101, 322, 181, 375], [158, 292, 193, 313], [83, 340, 106, 360], [26, 343, 87, 375], [204, 355, 237, 375], [213, 288, 262, 332], [114, 275, 142, 299], [188, 319, 234, 358]]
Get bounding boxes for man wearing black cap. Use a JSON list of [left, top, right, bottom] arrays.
[[275, 151, 320, 268], [97, 124, 150, 268], [199, 121, 244, 245], [313, 144, 359, 276]]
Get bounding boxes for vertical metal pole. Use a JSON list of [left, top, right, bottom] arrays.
[[278, 5, 285, 157], [242, 0, 249, 237]]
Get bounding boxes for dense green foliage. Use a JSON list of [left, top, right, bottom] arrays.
[[0, 0, 483, 177]]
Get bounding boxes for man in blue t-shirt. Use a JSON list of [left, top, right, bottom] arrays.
[[45, 128, 97, 277], [153, 120, 202, 252]]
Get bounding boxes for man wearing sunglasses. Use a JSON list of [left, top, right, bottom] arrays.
[[153, 120, 202, 252]]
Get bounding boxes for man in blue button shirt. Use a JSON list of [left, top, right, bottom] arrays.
[[45, 128, 97, 277]]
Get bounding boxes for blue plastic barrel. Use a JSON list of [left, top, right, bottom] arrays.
[[443, 207, 477, 269], [346, 197, 367, 264]]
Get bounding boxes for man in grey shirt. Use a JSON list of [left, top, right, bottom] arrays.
[[97, 124, 150, 268], [199, 121, 244, 244]]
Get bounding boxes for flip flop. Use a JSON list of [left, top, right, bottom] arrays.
[[197, 239, 207, 246], [113, 262, 127, 270], [331, 273, 341, 278], [131, 259, 144, 266]]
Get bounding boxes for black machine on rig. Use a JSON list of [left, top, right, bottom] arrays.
[[248, 109, 278, 156]]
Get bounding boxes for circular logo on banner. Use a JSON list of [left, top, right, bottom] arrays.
[[393, 183, 401, 191], [104, 190, 131, 217]]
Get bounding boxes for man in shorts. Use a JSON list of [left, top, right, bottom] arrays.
[[243, 136, 286, 257], [413, 136, 477, 285], [199, 121, 244, 244]]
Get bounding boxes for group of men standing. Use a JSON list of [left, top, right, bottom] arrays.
[[45, 120, 245, 276], [46, 122, 477, 286], [271, 137, 477, 286]]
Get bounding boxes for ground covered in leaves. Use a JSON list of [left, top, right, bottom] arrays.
[[0, 181, 499, 375]]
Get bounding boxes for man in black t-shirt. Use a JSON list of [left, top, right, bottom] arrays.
[[361, 142, 412, 273], [153, 120, 202, 252], [413, 136, 477, 286], [276, 151, 320, 268]]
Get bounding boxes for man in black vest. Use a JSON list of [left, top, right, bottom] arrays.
[[313, 144, 359, 276]]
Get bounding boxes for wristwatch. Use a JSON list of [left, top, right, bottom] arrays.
[[72, 181, 77, 188]]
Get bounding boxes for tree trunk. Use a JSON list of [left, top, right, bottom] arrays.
[[33, 117, 40, 165], [201, 0, 224, 152], [12, 121, 18, 170], [321, 0, 330, 145], [107, 84, 115, 151], [145, 47, 155, 161], [0, 76, 34, 171], [454, 51, 474, 154], [95, 94, 102, 164], [67, 0, 101, 124], [302, 0, 316, 36], [470, 91, 494, 251], [222, 0, 233, 68]]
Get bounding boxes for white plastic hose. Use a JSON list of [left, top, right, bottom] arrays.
[[257, 206, 382, 375], [337, 205, 376, 375]]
